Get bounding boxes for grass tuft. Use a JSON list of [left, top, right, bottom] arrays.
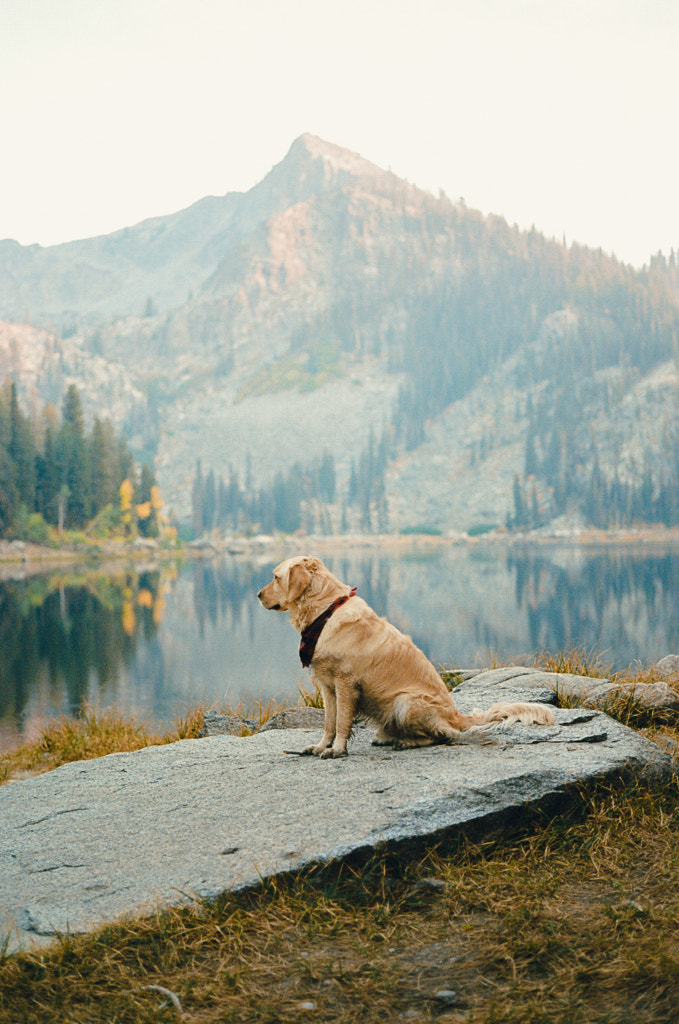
[[297, 679, 325, 708], [0, 705, 162, 783], [529, 643, 614, 679]]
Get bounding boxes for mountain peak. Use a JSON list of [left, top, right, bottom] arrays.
[[293, 134, 385, 177]]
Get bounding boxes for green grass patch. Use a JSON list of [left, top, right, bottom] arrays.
[[400, 524, 443, 536], [467, 522, 500, 536], [236, 340, 344, 401]]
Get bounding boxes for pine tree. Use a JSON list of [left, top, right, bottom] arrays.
[[8, 383, 36, 511], [192, 460, 204, 537], [56, 385, 90, 527], [136, 463, 159, 537], [90, 417, 119, 513]]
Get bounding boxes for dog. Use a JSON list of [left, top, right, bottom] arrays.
[[258, 555, 554, 758]]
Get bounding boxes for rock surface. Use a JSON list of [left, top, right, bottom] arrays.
[[197, 710, 259, 737], [453, 665, 679, 713], [654, 654, 679, 680], [0, 669, 672, 954]]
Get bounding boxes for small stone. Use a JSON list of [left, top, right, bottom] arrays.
[[615, 899, 644, 914], [652, 733, 679, 757], [197, 711, 258, 737], [408, 877, 449, 896], [433, 990, 458, 1006], [299, 1001, 316, 1010]]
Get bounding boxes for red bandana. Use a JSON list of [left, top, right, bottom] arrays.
[[299, 587, 357, 667]]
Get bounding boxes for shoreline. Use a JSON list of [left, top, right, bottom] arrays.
[[2, 523, 679, 573]]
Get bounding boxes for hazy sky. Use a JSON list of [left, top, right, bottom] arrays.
[[1, 0, 677, 267]]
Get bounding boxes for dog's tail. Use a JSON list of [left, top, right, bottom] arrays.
[[460, 701, 555, 730]]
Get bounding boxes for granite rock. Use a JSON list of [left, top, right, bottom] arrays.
[[654, 654, 679, 680], [0, 669, 672, 955]]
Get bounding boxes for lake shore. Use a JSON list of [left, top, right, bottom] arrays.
[[2, 524, 679, 582]]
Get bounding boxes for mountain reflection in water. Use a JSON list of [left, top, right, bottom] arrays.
[[1, 545, 678, 750]]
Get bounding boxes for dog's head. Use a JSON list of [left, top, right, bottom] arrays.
[[257, 556, 325, 612]]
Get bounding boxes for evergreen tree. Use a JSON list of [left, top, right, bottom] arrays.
[[192, 460, 204, 537], [8, 383, 36, 511], [318, 452, 336, 503], [90, 417, 119, 512], [56, 385, 90, 527]]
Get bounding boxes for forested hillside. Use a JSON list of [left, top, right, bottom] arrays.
[[0, 382, 161, 540], [0, 134, 677, 535]]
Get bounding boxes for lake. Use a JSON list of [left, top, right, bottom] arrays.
[[2, 542, 678, 750]]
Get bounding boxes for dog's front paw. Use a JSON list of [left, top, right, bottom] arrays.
[[301, 743, 332, 756], [319, 747, 348, 759]]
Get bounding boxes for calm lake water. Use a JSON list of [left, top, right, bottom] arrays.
[[2, 542, 678, 750]]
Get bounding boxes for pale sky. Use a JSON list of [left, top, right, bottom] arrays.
[[1, 0, 677, 268]]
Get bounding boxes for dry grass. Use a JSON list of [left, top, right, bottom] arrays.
[[0, 688, 316, 784], [0, 697, 281, 784], [297, 678, 326, 708], [0, 706, 164, 784], [528, 644, 615, 679]]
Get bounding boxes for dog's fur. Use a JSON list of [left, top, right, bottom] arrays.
[[258, 555, 554, 758]]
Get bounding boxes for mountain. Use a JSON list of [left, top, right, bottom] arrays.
[[0, 134, 678, 532], [0, 135, 403, 324]]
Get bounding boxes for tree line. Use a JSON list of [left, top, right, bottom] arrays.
[[191, 453, 337, 536], [191, 436, 393, 537], [508, 374, 679, 530], [0, 381, 157, 538]]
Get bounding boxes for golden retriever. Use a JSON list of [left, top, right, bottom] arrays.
[[258, 555, 554, 758]]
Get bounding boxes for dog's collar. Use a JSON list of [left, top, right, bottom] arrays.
[[299, 587, 357, 668]]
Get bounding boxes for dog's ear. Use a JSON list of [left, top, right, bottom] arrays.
[[287, 562, 313, 603]]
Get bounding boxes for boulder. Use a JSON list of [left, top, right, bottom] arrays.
[[453, 665, 679, 713], [654, 654, 679, 680], [197, 710, 259, 737], [0, 669, 672, 955]]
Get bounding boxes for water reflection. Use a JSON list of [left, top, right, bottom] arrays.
[[1, 544, 678, 750], [508, 547, 679, 663], [0, 567, 174, 749]]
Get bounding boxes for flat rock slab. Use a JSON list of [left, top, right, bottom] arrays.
[[0, 669, 672, 954]]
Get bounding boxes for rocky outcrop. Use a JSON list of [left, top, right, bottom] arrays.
[[0, 669, 671, 955], [453, 665, 679, 714]]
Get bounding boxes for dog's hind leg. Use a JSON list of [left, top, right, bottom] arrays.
[[381, 695, 462, 749], [371, 726, 396, 747]]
